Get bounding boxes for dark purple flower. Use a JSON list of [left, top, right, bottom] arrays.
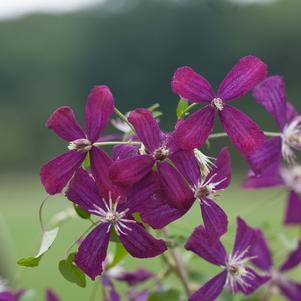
[[0, 291, 23, 301], [172, 56, 266, 155], [66, 167, 167, 280], [40, 85, 115, 196], [46, 289, 60, 301], [250, 229, 301, 301], [102, 276, 120, 301], [109, 108, 195, 209], [113, 268, 153, 286], [185, 217, 268, 301]]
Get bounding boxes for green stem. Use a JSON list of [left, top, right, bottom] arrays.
[[208, 131, 281, 140], [181, 103, 198, 116], [39, 195, 50, 233], [93, 141, 141, 147], [148, 103, 160, 111], [114, 108, 135, 132]]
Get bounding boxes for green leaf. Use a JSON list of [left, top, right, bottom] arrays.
[[109, 227, 120, 243], [108, 242, 128, 268], [59, 255, 86, 288], [17, 227, 59, 267], [73, 204, 91, 219], [82, 153, 90, 170], [148, 289, 181, 301], [176, 98, 188, 119]]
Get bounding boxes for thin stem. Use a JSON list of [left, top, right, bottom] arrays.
[[148, 103, 160, 111], [181, 102, 198, 117], [207, 131, 281, 140], [114, 108, 135, 132], [89, 279, 100, 301], [93, 141, 141, 147], [39, 195, 50, 233]]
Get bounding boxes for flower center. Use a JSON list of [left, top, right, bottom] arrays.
[[68, 138, 92, 152], [211, 98, 224, 111], [153, 147, 169, 161], [280, 166, 301, 193]]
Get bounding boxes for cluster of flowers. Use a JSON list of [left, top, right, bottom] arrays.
[[20, 56, 301, 300]]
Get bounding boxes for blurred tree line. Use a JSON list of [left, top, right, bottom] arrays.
[[0, 0, 300, 172]]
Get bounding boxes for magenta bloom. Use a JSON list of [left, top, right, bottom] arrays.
[[250, 230, 301, 301], [172, 56, 266, 155], [46, 290, 60, 301], [110, 108, 195, 209], [185, 217, 268, 301], [40, 85, 115, 196], [66, 167, 167, 280], [0, 291, 24, 301]]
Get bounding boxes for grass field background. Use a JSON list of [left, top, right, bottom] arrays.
[[0, 172, 300, 300]]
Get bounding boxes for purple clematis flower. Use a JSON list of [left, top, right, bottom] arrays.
[[66, 167, 167, 280], [46, 289, 60, 301], [172, 55, 267, 155], [250, 229, 301, 301], [185, 217, 268, 301], [0, 291, 23, 301], [243, 164, 301, 225], [40, 85, 115, 196], [127, 148, 231, 241], [109, 108, 195, 209]]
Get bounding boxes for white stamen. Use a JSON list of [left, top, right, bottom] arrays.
[[68, 138, 92, 152], [211, 98, 224, 111], [280, 165, 301, 193], [193, 149, 216, 178]]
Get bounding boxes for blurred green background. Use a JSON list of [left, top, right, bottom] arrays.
[[0, 0, 301, 300]]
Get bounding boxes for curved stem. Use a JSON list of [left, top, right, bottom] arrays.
[[208, 131, 281, 140], [39, 195, 50, 233], [114, 108, 135, 132], [181, 103, 198, 117], [93, 141, 141, 147]]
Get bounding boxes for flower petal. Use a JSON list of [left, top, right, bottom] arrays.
[[102, 276, 120, 301], [115, 268, 153, 286], [46, 106, 85, 141], [201, 198, 228, 243], [250, 229, 273, 271], [284, 190, 301, 225], [188, 271, 227, 301], [46, 289, 60, 301], [246, 137, 282, 176], [128, 290, 149, 301], [286, 102, 299, 124], [112, 144, 138, 161], [185, 225, 227, 266], [85, 85, 114, 142], [40, 151, 86, 195], [219, 105, 264, 155], [174, 106, 216, 150], [253, 76, 287, 130], [279, 280, 301, 301], [242, 172, 284, 189], [157, 161, 194, 210], [75, 223, 110, 280], [280, 240, 301, 272], [109, 155, 154, 187], [128, 109, 161, 152], [218, 56, 267, 101], [172, 66, 215, 103], [66, 168, 103, 213], [119, 222, 167, 258]]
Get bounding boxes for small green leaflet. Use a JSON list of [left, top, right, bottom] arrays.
[[17, 227, 59, 267], [73, 204, 91, 219], [176, 98, 189, 119], [82, 153, 90, 170], [108, 242, 128, 269]]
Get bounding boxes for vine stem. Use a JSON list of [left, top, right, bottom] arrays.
[[38, 195, 50, 233], [114, 108, 135, 132], [93, 141, 141, 147], [208, 131, 281, 140]]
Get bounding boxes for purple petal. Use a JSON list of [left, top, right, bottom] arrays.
[[85, 85, 114, 142], [102, 276, 120, 301], [232, 217, 255, 258], [75, 223, 110, 280], [66, 168, 103, 213], [40, 151, 86, 195], [112, 144, 139, 161], [201, 198, 228, 243], [286, 102, 299, 124], [109, 155, 154, 187], [0, 292, 23, 301], [279, 280, 301, 301], [90, 147, 127, 201], [206, 147, 231, 190], [46, 106, 85, 141], [219, 105, 264, 155], [246, 137, 282, 176], [284, 190, 301, 225], [174, 106, 216, 150], [119, 222, 167, 258], [128, 108, 161, 152], [218, 56, 267, 101], [253, 76, 287, 130], [185, 225, 227, 266], [115, 268, 153, 286], [280, 240, 301, 272], [46, 289, 60, 301], [172, 66, 215, 103], [242, 172, 284, 189], [251, 229, 273, 271], [188, 271, 227, 301], [128, 290, 149, 301], [157, 161, 194, 210]]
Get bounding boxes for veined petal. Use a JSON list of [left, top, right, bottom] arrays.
[[85, 85, 114, 142], [46, 106, 85, 141], [112, 144, 138, 161], [128, 109, 161, 152], [201, 198, 228, 243], [119, 222, 167, 258], [219, 105, 264, 155], [279, 280, 301, 301], [75, 223, 110, 280], [174, 106, 216, 150], [286, 102, 299, 124], [40, 151, 86, 195], [242, 172, 284, 189], [253, 76, 287, 130], [185, 225, 227, 266], [109, 155, 154, 187], [218, 56, 267, 101], [188, 271, 227, 301], [157, 161, 194, 210], [66, 168, 103, 213], [280, 240, 301, 272], [172, 66, 214, 103], [284, 190, 301, 225], [46, 290, 60, 301], [251, 229, 273, 271]]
